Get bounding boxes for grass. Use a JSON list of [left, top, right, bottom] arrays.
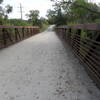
[[40, 24, 50, 32]]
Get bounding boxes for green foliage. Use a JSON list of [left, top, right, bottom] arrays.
[[26, 10, 39, 20], [26, 10, 49, 29], [0, 17, 4, 25], [70, 0, 100, 23], [47, 8, 67, 26], [40, 24, 49, 32], [0, 18, 32, 26], [46, 9, 57, 24], [67, 21, 79, 25], [26, 10, 41, 26], [48, 0, 100, 26], [9, 19, 32, 26], [95, 19, 100, 23], [80, 30, 88, 38]]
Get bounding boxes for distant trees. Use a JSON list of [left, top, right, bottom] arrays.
[[0, 0, 13, 24], [9, 19, 32, 26], [26, 10, 48, 27], [0, 2, 13, 19], [47, 0, 100, 26], [66, 0, 100, 23], [26, 10, 40, 26], [0, 1, 48, 29], [4, 5, 13, 19], [46, 9, 56, 24]]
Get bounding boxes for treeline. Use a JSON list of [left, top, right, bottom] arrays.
[[0, 0, 49, 31], [0, 10, 48, 27], [26, 10, 48, 28], [46, 0, 100, 26]]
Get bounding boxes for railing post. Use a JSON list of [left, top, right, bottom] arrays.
[[63, 28, 66, 40], [2, 28, 13, 46], [64, 28, 67, 40], [31, 28, 32, 35], [32, 28, 34, 35], [73, 29, 81, 54], [15, 28, 17, 41], [68, 28, 71, 44], [15, 28, 21, 41], [22, 27, 25, 38], [27, 28, 29, 36], [2, 28, 7, 46], [29, 28, 31, 36]]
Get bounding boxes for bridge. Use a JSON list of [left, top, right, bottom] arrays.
[[0, 25, 100, 100]]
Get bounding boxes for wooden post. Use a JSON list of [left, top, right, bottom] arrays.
[[68, 28, 72, 44], [2, 28, 7, 46], [22, 27, 25, 38], [76, 29, 81, 54], [15, 28, 21, 41]]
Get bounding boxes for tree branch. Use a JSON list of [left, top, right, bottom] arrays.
[[61, 1, 100, 15]]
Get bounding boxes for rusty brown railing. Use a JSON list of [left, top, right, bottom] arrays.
[[55, 23, 100, 88], [0, 25, 40, 48]]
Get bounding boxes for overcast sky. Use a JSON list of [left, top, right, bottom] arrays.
[[2, 0, 100, 20], [2, 0, 53, 19]]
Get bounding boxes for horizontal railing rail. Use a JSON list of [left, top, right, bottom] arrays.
[[57, 23, 100, 31], [0, 25, 39, 29], [0, 25, 40, 48], [55, 23, 100, 88]]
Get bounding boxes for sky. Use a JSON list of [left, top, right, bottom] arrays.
[[2, 0, 100, 20], [89, 0, 100, 3], [2, 0, 53, 19]]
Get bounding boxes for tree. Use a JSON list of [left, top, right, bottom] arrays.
[[9, 19, 32, 26], [4, 5, 13, 19], [40, 17, 48, 24], [0, 0, 3, 4], [0, 0, 13, 22], [26, 10, 40, 26], [51, 0, 100, 15], [69, 0, 100, 23], [26, 10, 39, 20], [49, 0, 100, 25], [46, 9, 57, 24]]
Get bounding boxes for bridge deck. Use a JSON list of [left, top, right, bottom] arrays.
[[0, 26, 100, 100]]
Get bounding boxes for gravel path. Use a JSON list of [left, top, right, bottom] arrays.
[[0, 26, 100, 100]]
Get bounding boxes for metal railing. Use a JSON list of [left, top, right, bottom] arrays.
[[55, 23, 100, 88], [0, 25, 40, 48]]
